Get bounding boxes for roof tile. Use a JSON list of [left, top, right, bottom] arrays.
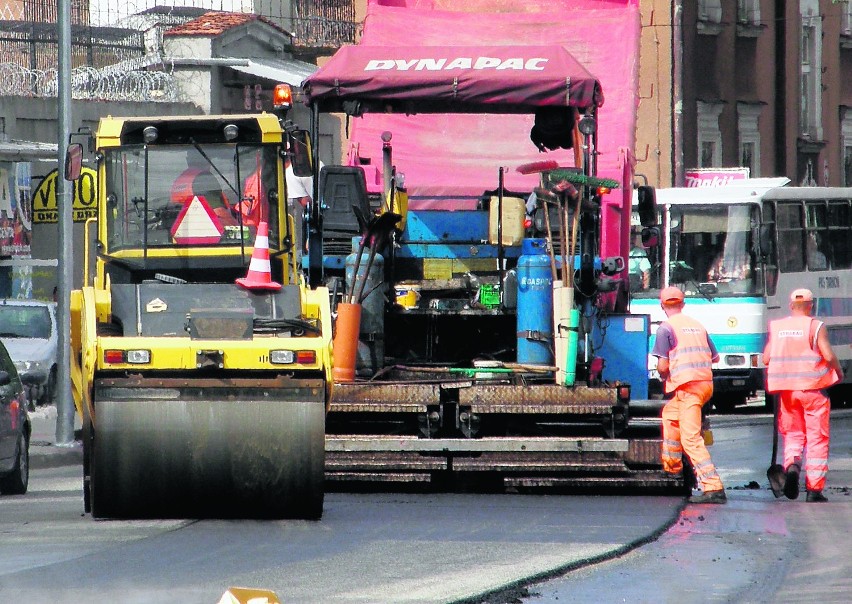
[[164, 11, 290, 38]]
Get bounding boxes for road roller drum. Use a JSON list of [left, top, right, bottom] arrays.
[[89, 377, 325, 519]]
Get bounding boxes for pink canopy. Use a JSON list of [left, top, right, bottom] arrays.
[[303, 45, 604, 112]]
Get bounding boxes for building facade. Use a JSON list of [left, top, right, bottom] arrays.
[[639, 0, 852, 188]]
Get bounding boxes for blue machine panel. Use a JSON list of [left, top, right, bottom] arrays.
[[591, 313, 650, 399], [397, 210, 522, 259], [403, 210, 488, 242]]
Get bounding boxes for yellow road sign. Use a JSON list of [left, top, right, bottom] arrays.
[[32, 167, 97, 223]]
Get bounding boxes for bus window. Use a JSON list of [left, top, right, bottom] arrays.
[[669, 204, 760, 295], [762, 203, 778, 295], [828, 201, 852, 270], [805, 202, 829, 270], [806, 231, 828, 270], [776, 203, 805, 272]]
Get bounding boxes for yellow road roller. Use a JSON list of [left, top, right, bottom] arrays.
[[67, 101, 331, 519]]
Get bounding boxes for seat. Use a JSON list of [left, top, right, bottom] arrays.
[[318, 166, 370, 255], [628, 272, 644, 293]]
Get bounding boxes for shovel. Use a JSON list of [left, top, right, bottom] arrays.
[[354, 211, 401, 304], [766, 393, 785, 498]]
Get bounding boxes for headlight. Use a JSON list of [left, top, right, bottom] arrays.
[[724, 355, 746, 367], [270, 350, 295, 364], [126, 349, 151, 364]]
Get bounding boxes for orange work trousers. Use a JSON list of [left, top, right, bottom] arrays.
[[661, 380, 724, 492], [778, 389, 830, 492]]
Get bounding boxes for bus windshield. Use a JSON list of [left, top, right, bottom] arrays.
[[668, 203, 761, 297], [103, 143, 279, 251]]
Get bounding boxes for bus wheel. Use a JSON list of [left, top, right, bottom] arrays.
[[829, 385, 850, 408], [712, 394, 745, 414]]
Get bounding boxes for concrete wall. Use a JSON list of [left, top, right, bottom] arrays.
[[164, 37, 214, 114]]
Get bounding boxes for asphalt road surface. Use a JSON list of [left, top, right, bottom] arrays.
[[3, 406, 850, 603], [515, 410, 852, 604]]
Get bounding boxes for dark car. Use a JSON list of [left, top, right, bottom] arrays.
[[0, 338, 30, 495]]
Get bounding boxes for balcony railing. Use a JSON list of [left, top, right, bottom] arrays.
[[292, 0, 357, 49], [292, 16, 357, 48]]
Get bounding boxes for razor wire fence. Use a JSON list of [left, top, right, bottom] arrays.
[[0, 0, 357, 102]]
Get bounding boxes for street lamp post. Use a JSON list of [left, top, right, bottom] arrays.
[[55, 0, 75, 444]]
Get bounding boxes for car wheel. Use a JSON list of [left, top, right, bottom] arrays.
[[82, 418, 93, 514], [41, 366, 58, 406], [0, 433, 29, 495], [24, 384, 37, 412]]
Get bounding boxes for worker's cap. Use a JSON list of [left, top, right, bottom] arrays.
[[790, 288, 814, 303], [660, 286, 685, 304]]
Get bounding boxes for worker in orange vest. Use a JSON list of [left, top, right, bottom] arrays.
[[170, 167, 238, 228], [652, 286, 726, 504], [237, 167, 269, 229], [763, 288, 843, 502]]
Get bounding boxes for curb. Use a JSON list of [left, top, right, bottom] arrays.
[[27, 405, 83, 469], [29, 442, 83, 470]]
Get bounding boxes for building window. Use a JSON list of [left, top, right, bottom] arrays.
[[697, 101, 723, 167], [737, 0, 760, 25], [738, 103, 762, 177], [842, 110, 852, 186], [701, 142, 716, 168], [800, 2, 823, 140], [697, 0, 723, 35], [698, 0, 722, 23], [843, 2, 852, 36], [741, 142, 755, 175], [845, 146, 852, 187]]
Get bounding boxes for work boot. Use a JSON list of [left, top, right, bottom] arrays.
[[688, 489, 727, 504], [783, 464, 800, 500], [806, 490, 828, 503]]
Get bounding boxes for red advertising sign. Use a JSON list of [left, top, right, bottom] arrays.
[[0, 161, 32, 257]]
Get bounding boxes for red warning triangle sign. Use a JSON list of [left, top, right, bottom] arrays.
[[170, 195, 225, 244]]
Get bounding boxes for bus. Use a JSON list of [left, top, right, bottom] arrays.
[[629, 178, 790, 412], [760, 186, 852, 407]]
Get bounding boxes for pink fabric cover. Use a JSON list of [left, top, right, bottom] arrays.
[[308, 0, 640, 266]]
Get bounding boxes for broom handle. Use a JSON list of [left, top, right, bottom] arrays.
[[541, 201, 558, 282], [558, 200, 568, 287], [355, 245, 378, 304], [348, 238, 367, 304], [567, 192, 582, 289], [771, 393, 779, 465]]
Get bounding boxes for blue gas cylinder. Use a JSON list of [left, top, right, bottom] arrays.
[[516, 238, 553, 365], [345, 237, 385, 376]]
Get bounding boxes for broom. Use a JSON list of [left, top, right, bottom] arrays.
[[548, 169, 620, 190]]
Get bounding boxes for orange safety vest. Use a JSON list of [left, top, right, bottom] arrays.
[[664, 313, 714, 393], [170, 168, 237, 227], [238, 170, 267, 227], [765, 315, 839, 393], [171, 168, 231, 209]]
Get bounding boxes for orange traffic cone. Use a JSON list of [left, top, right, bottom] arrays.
[[236, 221, 282, 291]]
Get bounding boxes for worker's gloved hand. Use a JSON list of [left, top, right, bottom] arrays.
[[533, 187, 558, 203], [551, 180, 579, 200]]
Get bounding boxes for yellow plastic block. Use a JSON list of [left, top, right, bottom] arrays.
[[217, 587, 281, 604]]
